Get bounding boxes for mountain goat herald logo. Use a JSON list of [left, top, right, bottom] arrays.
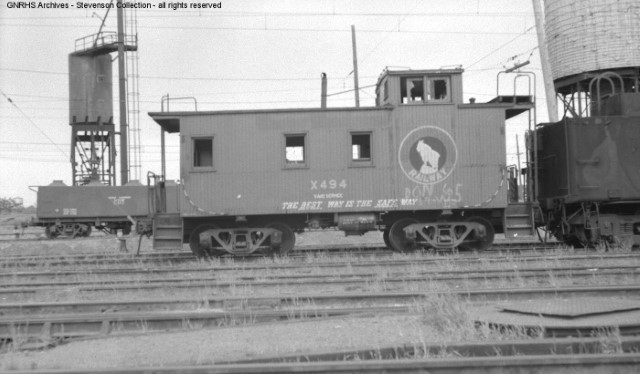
[[399, 126, 457, 185]]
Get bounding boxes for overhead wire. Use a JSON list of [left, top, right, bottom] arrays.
[[0, 90, 68, 159], [465, 25, 536, 70]]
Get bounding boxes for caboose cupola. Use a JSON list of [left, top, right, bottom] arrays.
[[375, 68, 464, 107]]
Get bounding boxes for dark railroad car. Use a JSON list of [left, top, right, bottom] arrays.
[[535, 74, 640, 248], [34, 180, 179, 238], [149, 68, 535, 256]]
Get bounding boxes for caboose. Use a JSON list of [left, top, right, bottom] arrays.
[[149, 68, 535, 256]]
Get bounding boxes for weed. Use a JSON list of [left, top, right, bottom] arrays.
[[592, 326, 623, 354]]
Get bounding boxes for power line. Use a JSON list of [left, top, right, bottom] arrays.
[[1, 11, 535, 21], [0, 90, 69, 159], [0, 67, 380, 82], [0, 23, 533, 35], [355, 0, 421, 74], [465, 26, 536, 70], [0, 140, 179, 147]]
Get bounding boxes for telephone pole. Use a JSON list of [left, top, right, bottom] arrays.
[[351, 25, 360, 108], [117, 0, 129, 185]]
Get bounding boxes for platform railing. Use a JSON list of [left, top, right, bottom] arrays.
[[74, 32, 137, 53]]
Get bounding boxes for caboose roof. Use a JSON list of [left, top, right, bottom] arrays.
[[376, 67, 464, 85], [149, 106, 392, 133]]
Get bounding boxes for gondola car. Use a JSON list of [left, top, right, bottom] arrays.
[[34, 179, 179, 238]]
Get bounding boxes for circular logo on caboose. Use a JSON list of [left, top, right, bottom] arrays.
[[399, 126, 457, 185]]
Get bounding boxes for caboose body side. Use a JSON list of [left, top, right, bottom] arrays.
[[150, 68, 533, 255]]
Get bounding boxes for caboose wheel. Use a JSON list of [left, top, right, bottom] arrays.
[[388, 218, 418, 252], [265, 222, 295, 255], [189, 224, 225, 258], [459, 216, 494, 251], [383, 227, 391, 248]]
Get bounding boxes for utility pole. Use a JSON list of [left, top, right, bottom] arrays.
[[117, 0, 129, 185], [532, 0, 558, 122], [351, 25, 360, 108], [321, 73, 327, 108]]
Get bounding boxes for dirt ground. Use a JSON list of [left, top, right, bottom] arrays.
[[2, 313, 474, 370], [0, 211, 536, 370]]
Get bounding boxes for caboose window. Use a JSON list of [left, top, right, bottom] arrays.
[[383, 79, 389, 101], [285, 134, 306, 166], [400, 75, 451, 104], [401, 77, 424, 103], [431, 78, 450, 101], [193, 137, 213, 168], [351, 133, 371, 161]]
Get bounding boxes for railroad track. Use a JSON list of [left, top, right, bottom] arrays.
[[2, 242, 639, 372], [2, 252, 639, 280], [3, 285, 640, 315], [3, 352, 640, 373], [1, 246, 635, 273], [0, 241, 566, 268], [1, 261, 638, 293], [225, 336, 640, 364], [3, 285, 640, 344]]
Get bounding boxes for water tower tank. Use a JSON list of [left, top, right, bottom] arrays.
[[545, 0, 640, 82]]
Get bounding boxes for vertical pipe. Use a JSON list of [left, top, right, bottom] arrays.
[[117, 1, 129, 185], [351, 25, 360, 108], [110, 128, 116, 185], [516, 133, 522, 182], [71, 132, 77, 186], [161, 129, 166, 178], [577, 87, 582, 117], [321, 73, 327, 108], [532, 0, 558, 122]]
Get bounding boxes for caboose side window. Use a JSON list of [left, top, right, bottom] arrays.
[[193, 137, 213, 168], [351, 133, 371, 161], [285, 134, 306, 166], [383, 79, 389, 101]]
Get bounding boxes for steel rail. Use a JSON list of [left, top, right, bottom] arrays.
[[0, 306, 408, 341], [3, 285, 640, 316], [224, 336, 640, 363], [2, 259, 639, 283], [7, 354, 640, 374], [2, 250, 638, 274], [0, 242, 575, 268], [0, 266, 638, 295], [3, 304, 640, 343]]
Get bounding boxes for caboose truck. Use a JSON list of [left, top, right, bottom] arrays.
[[148, 67, 537, 256]]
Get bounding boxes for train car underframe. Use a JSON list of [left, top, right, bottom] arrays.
[[40, 219, 134, 239], [545, 200, 640, 249], [184, 210, 498, 257]]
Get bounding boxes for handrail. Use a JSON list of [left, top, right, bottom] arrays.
[[588, 71, 624, 115], [74, 31, 137, 53], [161, 94, 198, 112]]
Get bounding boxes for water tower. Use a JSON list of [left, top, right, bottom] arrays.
[[544, 0, 640, 116]]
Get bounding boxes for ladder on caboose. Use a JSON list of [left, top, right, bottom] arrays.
[[504, 202, 536, 238], [153, 213, 182, 250], [147, 172, 183, 250]]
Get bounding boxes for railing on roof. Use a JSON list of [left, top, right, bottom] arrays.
[[74, 31, 137, 54]]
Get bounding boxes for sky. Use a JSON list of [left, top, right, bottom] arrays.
[[0, 0, 548, 206]]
